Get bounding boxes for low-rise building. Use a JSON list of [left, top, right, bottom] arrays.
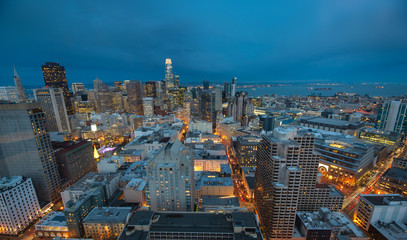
[[0, 176, 42, 236], [189, 118, 212, 134], [355, 194, 407, 233], [377, 167, 407, 197], [118, 211, 262, 240], [195, 174, 234, 199], [35, 211, 69, 239], [97, 156, 125, 173], [300, 117, 364, 135], [199, 196, 240, 213], [356, 127, 401, 146], [123, 178, 147, 206], [82, 207, 132, 240]]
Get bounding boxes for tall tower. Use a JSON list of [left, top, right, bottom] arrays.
[[255, 127, 344, 239], [0, 102, 62, 203], [126, 80, 144, 115], [165, 58, 174, 90], [375, 101, 407, 134], [41, 62, 73, 115], [13, 66, 27, 102], [146, 140, 194, 211], [230, 77, 237, 97], [34, 87, 71, 132]]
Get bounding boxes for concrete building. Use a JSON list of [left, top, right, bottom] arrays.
[[126, 80, 144, 115], [236, 135, 261, 167], [195, 174, 234, 199], [227, 91, 254, 126], [142, 97, 154, 117], [300, 117, 364, 135], [393, 157, 407, 170], [355, 194, 407, 239], [53, 140, 96, 185], [13, 66, 27, 102], [377, 167, 407, 197], [97, 156, 125, 173], [199, 196, 240, 213], [315, 137, 376, 186], [61, 172, 120, 208], [0, 176, 41, 236], [254, 127, 344, 239], [296, 208, 368, 240], [146, 140, 194, 211], [71, 82, 85, 94], [82, 207, 132, 240], [118, 211, 262, 240], [123, 178, 147, 206], [217, 117, 242, 139], [34, 87, 71, 132], [35, 211, 69, 239], [376, 101, 407, 134], [0, 103, 61, 203], [189, 118, 213, 134]]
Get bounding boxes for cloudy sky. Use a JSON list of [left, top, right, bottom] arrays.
[[1, 0, 406, 86]]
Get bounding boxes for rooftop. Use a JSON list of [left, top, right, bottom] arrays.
[[196, 175, 233, 189], [125, 178, 146, 191], [381, 167, 407, 183], [371, 221, 407, 240], [201, 196, 240, 207], [0, 176, 27, 192], [82, 207, 132, 223], [361, 194, 407, 206], [36, 211, 67, 228]]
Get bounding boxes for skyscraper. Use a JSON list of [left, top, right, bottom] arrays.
[[126, 80, 144, 115], [165, 58, 174, 90], [227, 91, 254, 126], [142, 97, 154, 117], [41, 62, 73, 115], [203, 80, 210, 90], [146, 140, 194, 211], [199, 89, 216, 125], [0, 103, 62, 203], [71, 83, 85, 95], [230, 77, 237, 97], [13, 65, 27, 102], [255, 127, 344, 239], [223, 81, 230, 100], [376, 101, 407, 134], [174, 75, 180, 88], [213, 85, 223, 111], [34, 88, 71, 132]]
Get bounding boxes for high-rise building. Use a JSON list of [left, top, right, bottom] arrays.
[[114, 81, 123, 91], [0, 103, 62, 203], [213, 85, 223, 111], [144, 81, 159, 98], [223, 81, 230, 100], [41, 62, 73, 114], [199, 90, 216, 126], [255, 127, 344, 239], [230, 77, 237, 97], [175, 75, 180, 88], [34, 87, 71, 132], [126, 80, 144, 115], [376, 101, 407, 134], [236, 135, 261, 167], [146, 140, 194, 211], [0, 86, 18, 102], [165, 58, 174, 89], [71, 83, 85, 95], [227, 91, 254, 126], [203, 80, 210, 90], [0, 176, 42, 236], [142, 97, 154, 117], [13, 66, 27, 102]]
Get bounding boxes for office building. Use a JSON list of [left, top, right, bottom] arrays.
[[41, 62, 73, 114], [296, 208, 368, 240], [227, 91, 254, 126], [123, 178, 147, 205], [199, 196, 240, 213], [189, 118, 213, 134], [146, 140, 194, 211], [53, 140, 96, 185], [357, 127, 401, 146], [35, 211, 69, 239], [34, 87, 71, 132], [203, 80, 209, 90], [231, 77, 237, 97], [64, 186, 106, 238], [71, 83, 85, 94], [393, 157, 407, 170], [164, 58, 174, 89], [223, 81, 230, 100], [195, 174, 233, 199], [236, 135, 261, 167], [355, 194, 407, 239], [199, 89, 216, 125], [0, 176, 41, 236], [174, 75, 180, 88], [118, 211, 262, 240], [376, 101, 407, 134], [213, 85, 223, 111], [143, 81, 159, 98], [126, 80, 144, 115], [0, 103, 61, 203], [300, 117, 364, 135], [13, 66, 27, 102], [255, 127, 344, 239], [377, 166, 407, 197], [0, 86, 18, 102], [142, 97, 154, 117], [83, 207, 132, 240], [315, 137, 375, 186], [259, 114, 293, 132]]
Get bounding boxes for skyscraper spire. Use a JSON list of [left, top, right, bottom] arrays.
[[13, 65, 27, 103]]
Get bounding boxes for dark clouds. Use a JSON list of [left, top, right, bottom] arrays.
[[0, 0, 406, 86]]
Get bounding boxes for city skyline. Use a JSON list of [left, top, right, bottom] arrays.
[[1, 1, 407, 85]]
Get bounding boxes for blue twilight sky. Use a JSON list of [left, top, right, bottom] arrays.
[[0, 0, 407, 87]]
